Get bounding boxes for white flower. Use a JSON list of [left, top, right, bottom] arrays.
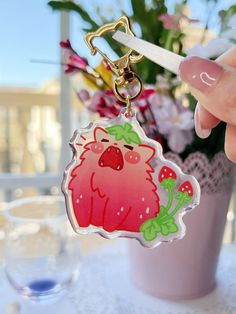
[[149, 93, 194, 153], [221, 28, 236, 40], [206, 38, 234, 56], [220, 14, 236, 43], [168, 130, 193, 154], [186, 14, 236, 59], [156, 75, 170, 89], [187, 38, 234, 59], [227, 14, 236, 28], [186, 44, 210, 58], [155, 75, 181, 89]]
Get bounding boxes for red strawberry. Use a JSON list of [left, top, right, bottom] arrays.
[[178, 181, 193, 197], [158, 166, 176, 182]]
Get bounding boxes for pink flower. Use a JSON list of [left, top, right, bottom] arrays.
[[60, 39, 72, 49], [139, 88, 155, 100], [64, 64, 78, 74], [60, 39, 88, 74], [77, 89, 90, 102], [68, 53, 88, 69], [88, 90, 123, 118], [103, 60, 111, 71], [168, 130, 193, 154], [138, 103, 149, 113], [133, 88, 155, 114], [149, 92, 194, 153], [159, 14, 180, 31], [159, 13, 199, 31]]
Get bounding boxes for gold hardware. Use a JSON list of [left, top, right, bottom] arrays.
[[125, 95, 132, 116], [84, 15, 143, 109], [84, 16, 143, 75], [113, 71, 142, 103]]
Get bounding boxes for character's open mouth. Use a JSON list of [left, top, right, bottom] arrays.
[[98, 145, 124, 171]]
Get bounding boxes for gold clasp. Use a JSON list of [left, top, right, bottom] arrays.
[[84, 15, 143, 104]]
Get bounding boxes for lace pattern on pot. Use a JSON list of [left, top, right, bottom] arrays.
[[164, 152, 235, 194]]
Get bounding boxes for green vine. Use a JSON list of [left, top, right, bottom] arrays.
[[140, 174, 192, 242]]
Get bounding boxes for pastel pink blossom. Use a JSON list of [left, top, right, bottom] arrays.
[[168, 130, 193, 154], [159, 13, 198, 31], [88, 90, 122, 118], [60, 39, 72, 49], [187, 38, 234, 59], [60, 39, 88, 73], [77, 89, 90, 102], [68, 53, 88, 69], [159, 14, 180, 31], [149, 92, 194, 153], [139, 88, 155, 99]]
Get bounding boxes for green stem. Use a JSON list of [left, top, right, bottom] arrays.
[[165, 187, 174, 212], [164, 30, 174, 78], [170, 200, 183, 217], [164, 30, 173, 51]]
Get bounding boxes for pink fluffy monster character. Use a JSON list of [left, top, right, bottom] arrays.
[[65, 122, 160, 234]]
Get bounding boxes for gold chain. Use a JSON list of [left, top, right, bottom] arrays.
[[126, 95, 131, 116]]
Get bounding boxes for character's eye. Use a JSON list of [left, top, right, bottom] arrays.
[[101, 138, 109, 142], [124, 144, 133, 150]]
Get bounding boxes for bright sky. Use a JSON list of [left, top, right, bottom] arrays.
[[0, 0, 235, 87]]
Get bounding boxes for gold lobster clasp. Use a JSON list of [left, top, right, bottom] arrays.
[[84, 16, 143, 104]]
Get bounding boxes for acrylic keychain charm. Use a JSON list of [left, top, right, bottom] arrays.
[[62, 16, 201, 248]]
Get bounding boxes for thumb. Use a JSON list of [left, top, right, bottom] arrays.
[[179, 55, 236, 126]]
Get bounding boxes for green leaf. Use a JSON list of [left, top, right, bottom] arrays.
[[124, 123, 132, 132], [167, 223, 178, 233], [176, 192, 192, 205], [106, 123, 141, 144], [116, 133, 123, 141], [143, 227, 158, 241], [105, 125, 119, 134], [140, 218, 153, 232], [131, 0, 146, 24], [158, 205, 168, 218], [160, 178, 176, 190], [106, 125, 122, 139], [129, 0, 168, 84], [126, 131, 141, 144], [140, 219, 158, 241], [48, 1, 126, 58], [48, 1, 99, 30], [157, 213, 179, 236], [140, 206, 179, 241], [160, 225, 169, 236]]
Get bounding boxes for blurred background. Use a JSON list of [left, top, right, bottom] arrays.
[[0, 0, 236, 245]]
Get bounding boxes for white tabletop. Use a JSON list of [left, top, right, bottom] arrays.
[[1, 241, 236, 314]]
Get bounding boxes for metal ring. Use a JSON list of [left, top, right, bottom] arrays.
[[113, 73, 143, 103]]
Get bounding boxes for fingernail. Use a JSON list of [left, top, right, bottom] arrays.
[[179, 56, 224, 93], [194, 106, 211, 138]]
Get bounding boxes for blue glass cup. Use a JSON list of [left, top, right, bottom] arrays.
[[3, 196, 80, 302]]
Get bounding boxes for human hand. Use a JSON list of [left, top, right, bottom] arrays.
[[179, 47, 236, 163]]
